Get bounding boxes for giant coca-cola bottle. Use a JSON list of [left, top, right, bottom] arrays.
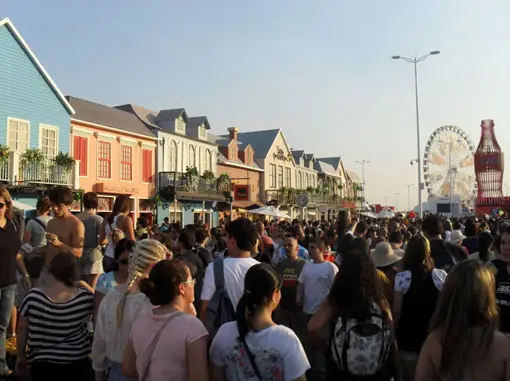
[[474, 119, 505, 206]]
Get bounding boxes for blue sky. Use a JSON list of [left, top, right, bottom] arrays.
[[3, 0, 510, 208]]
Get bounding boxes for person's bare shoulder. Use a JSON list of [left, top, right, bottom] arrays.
[[494, 331, 510, 354]]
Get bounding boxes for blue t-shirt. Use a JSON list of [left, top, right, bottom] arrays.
[[96, 271, 117, 294]]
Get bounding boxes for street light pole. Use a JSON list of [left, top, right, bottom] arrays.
[[392, 50, 440, 219], [404, 184, 414, 212], [393, 192, 400, 211], [355, 160, 370, 201]]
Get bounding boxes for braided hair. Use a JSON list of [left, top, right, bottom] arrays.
[[236, 264, 280, 340], [116, 239, 167, 327]]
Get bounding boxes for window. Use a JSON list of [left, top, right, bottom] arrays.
[[176, 118, 185, 134], [234, 185, 249, 200], [169, 140, 178, 171], [230, 146, 237, 160], [311, 176, 315, 188], [98, 141, 111, 179], [40, 126, 58, 157], [277, 166, 283, 188], [205, 149, 212, 171], [7, 118, 29, 152], [121, 145, 132, 181], [304, 173, 309, 188], [73, 136, 88, 176], [142, 149, 152, 183], [269, 164, 276, 188], [285, 168, 291, 187], [297, 171, 303, 189], [199, 126, 207, 139], [188, 145, 196, 168]]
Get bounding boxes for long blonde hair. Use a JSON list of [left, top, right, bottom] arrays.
[[116, 239, 166, 327], [0, 187, 14, 220], [429, 260, 499, 380]]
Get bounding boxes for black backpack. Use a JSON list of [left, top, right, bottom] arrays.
[[204, 259, 236, 340]]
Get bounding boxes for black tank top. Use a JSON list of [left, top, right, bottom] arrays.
[[396, 270, 440, 352]]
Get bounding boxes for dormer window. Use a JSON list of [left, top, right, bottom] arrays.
[[199, 126, 207, 139], [176, 118, 185, 134], [230, 146, 237, 160]]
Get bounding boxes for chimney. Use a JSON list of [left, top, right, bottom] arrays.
[[228, 127, 239, 141]]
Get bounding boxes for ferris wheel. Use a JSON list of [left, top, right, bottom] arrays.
[[423, 125, 476, 203]]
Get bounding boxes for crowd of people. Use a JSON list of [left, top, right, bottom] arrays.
[[1, 185, 510, 381]]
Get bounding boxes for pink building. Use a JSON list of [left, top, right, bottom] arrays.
[[67, 96, 157, 220]]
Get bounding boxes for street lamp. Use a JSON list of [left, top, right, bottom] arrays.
[[392, 50, 440, 218], [393, 192, 400, 211], [355, 160, 370, 201], [404, 184, 414, 212]]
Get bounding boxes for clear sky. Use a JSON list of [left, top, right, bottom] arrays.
[[3, 0, 510, 209]]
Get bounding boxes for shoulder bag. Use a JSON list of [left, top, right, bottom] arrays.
[[80, 218, 103, 266], [138, 311, 184, 381], [24, 218, 48, 278]]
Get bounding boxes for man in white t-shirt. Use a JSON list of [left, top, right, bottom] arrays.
[[200, 218, 259, 324]]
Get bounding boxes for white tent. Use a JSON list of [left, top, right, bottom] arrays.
[[361, 211, 377, 218], [247, 205, 292, 219], [377, 210, 395, 219], [12, 200, 36, 212]]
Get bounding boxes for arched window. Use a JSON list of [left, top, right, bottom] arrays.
[[169, 140, 178, 171], [304, 173, 309, 188], [188, 145, 196, 168], [205, 149, 212, 171], [297, 171, 303, 189]]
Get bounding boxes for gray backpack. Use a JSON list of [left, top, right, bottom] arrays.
[[204, 259, 236, 340]]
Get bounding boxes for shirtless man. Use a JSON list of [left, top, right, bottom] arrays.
[[45, 186, 84, 266]]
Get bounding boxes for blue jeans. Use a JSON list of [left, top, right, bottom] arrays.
[[0, 285, 16, 370]]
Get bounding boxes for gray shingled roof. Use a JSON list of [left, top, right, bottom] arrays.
[[315, 160, 340, 177], [316, 157, 341, 171], [188, 116, 211, 130], [305, 153, 314, 161], [236, 129, 280, 158], [156, 108, 187, 123], [218, 151, 262, 170], [291, 150, 305, 162], [115, 104, 160, 129], [66, 96, 155, 138], [345, 169, 361, 182]]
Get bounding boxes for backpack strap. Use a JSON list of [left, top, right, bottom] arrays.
[[32, 217, 47, 232], [213, 258, 225, 291]]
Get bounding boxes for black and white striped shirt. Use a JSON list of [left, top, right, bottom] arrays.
[[20, 287, 94, 364]]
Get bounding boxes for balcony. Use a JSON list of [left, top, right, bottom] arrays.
[[0, 151, 80, 188], [158, 171, 231, 202], [265, 189, 344, 208]]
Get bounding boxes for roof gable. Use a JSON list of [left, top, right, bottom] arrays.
[[156, 108, 188, 123], [188, 116, 211, 130], [314, 160, 339, 176], [236, 129, 280, 158], [291, 150, 305, 162], [316, 157, 341, 171], [0, 18, 74, 115], [67, 96, 155, 138]]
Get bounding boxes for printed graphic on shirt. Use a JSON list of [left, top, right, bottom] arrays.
[[224, 343, 284, 381]]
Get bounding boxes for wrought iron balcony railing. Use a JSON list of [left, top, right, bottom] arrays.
[[158, 172, 231, 202]]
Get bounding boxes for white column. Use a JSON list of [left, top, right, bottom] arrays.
[[9, 151, 19, 183]]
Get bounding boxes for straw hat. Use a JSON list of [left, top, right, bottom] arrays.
[[370, 242, 403, 268], [450, 230, 466, 244]]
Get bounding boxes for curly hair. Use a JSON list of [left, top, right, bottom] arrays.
[[328, 250, 388, 321]]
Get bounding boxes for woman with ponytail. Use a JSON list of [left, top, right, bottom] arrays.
[[91, 239, 167, 381], [209, 264, 309, 381]]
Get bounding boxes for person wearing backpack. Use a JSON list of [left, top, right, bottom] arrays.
[[308, 251, 402, 381], [200, 218, 259, 336], [209, 264, 309, 381]]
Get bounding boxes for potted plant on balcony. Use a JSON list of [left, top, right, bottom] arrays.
[[185, 166, 199, 191], [53, 152, 76, 184], [21, 149, 44, 181], [55, 152, 75, 171], [0, 145, 9, 164]]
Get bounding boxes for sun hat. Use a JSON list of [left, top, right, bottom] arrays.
[[450, 230, 466, 244], [370, 242, 403, 268]]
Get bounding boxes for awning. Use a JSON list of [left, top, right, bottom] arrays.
[[233, 200, 264, 209], [307, 211, 317, 215]]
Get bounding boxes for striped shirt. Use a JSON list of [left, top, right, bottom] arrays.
[[20, 287, 94, 364]]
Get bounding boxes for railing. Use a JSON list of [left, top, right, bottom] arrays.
[[19, 158, 72, 185], [158, 172, 231, 201], [0, 160, 8, 181], [265, 189, 344, 208]]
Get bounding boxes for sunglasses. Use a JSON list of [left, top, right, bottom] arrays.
[[0, 202, 6, 209], [118, 258, 129, 265]]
